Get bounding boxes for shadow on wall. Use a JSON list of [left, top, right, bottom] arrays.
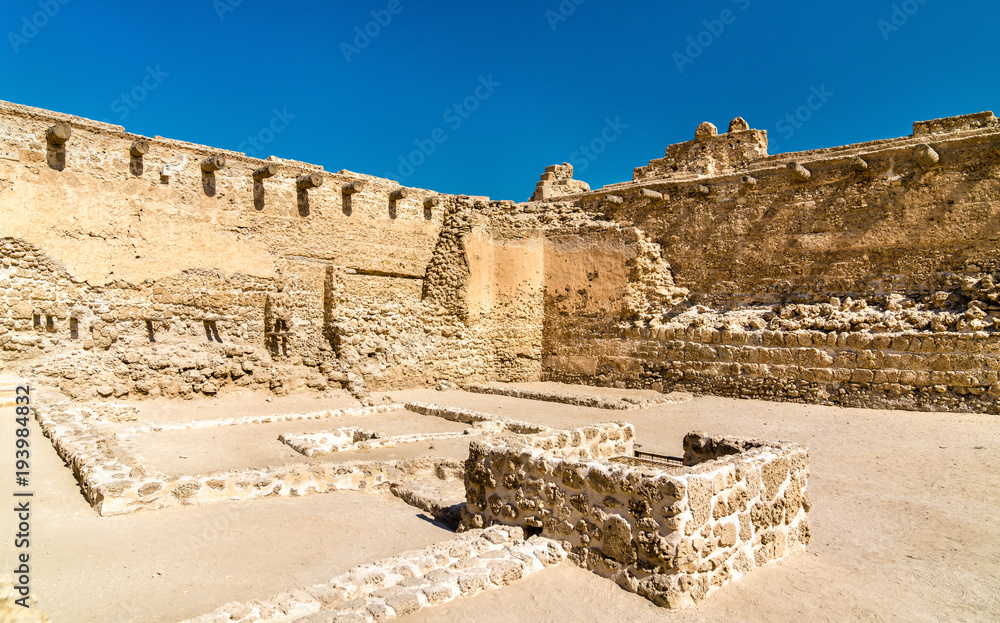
[[46, 141, 66, 171], [202, 170, 218, 198], [253, 179, 265, 211], [297, 188, 310, 216]]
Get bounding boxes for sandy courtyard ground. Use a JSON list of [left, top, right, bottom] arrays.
[[1, 385, 998, 622]]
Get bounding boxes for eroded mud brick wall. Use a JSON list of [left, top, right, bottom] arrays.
[[542, 114, 1000, 413], [464, 202, 547, 382]]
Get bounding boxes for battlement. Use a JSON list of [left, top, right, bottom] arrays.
[[0, 99, 448, 214], [0, 99, 457, 285], [633, 117, 769, 182], [529, 162, 590, 201], [913, 110, 998, 136], [630, 111, 1000, 186]]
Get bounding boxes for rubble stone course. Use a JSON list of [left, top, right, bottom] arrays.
[[178, 525, 566, 623], [404, 401, 552, 435], [464, 382, 691, 409], [34, 401, 461, 516], [279, 427, 471, 457]]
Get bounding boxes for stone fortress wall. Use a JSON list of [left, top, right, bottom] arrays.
[[1, 98, 998, 413], [0, 101, 539, 399], [541, 114, 1000, 413]]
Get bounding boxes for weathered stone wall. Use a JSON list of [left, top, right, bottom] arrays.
[[544, 307, 1000, 414], [0, 101, 538, 394], [331, 196, 548, 390], [634, 118, 769, 182], [1, 206, 531, 398], [0, 100, 447, 285], [2, 236, 348, 398], [604, 116, 1000, 308], [540, 113, 1000, 413], [328, 298, 493, 391], [462, 427, 810, 609], [4, 98, 999, 413], [465, 228, 545, 382]]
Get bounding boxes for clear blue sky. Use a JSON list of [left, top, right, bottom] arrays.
[[3, 0, 998, 200]]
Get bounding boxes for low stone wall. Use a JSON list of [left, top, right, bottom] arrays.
[[34, 402, 460, 516], [328, 299, 494, 392], [404, 402, 550, 435], [279, 428, 470, 457], [461, 422, 637, 531], [179, 526, 566, 623], [464, 382, 687, 409], [546, 319, 1000, 414], [461, 426, 810, 609], [117, 404, 401, 434]]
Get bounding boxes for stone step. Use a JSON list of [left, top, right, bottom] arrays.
[[178, 526, 566, 623]]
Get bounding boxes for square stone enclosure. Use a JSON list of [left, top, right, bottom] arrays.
[[461, 425, 811, 609]]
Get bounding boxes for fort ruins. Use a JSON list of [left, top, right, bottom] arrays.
[[2, 99, 999, 621]]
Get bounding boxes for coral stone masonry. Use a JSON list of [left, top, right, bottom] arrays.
[[2, 99, 999, 413], [461, 426, 810, 609], [1, 97, 997, 620]]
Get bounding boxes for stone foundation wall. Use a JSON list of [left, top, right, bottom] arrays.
[[405, 402, 551, 435], [461, 427, 810, 609], [462, 383, 679, 410], [34, 401, 468, 516], [544, 309, 1000, 413], [179, 526, 567, 623]]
